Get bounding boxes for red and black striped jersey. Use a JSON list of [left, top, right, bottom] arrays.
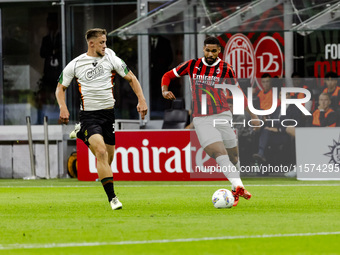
[[172, 57, 238, 117]]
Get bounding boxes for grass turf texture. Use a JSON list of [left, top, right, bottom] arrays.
[[0, 178, 339, 255]]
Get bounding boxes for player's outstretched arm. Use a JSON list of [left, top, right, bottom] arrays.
[[123, 71, 148, 119], [55, 83, 70, 124], [161, 70, 177, 100]]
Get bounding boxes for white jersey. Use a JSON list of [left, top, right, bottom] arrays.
[[59, 48, 129, 111]]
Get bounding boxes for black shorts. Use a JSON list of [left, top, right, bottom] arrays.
[[78, 108, 115, 147]]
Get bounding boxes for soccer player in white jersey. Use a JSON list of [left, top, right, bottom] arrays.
[[55, 28, 147, 210]]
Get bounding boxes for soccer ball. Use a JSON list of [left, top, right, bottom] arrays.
[[212, 189, 234, 208]]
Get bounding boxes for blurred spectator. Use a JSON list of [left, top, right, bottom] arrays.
[[252, 91, 302, 163], [255, 73, 274, 110], [40, 13, 61, 94], [289, 72, 314, 126], [307, 93, 336, 127], [36, 13, 61, 123], [322, 72, 340, 111], [290, 72, 313, 112], [272, 75, 284, 90]]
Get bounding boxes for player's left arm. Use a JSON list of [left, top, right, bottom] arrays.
[[123, 70, 148, 119]]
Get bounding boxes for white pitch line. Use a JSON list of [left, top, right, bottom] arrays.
[[0, 183, 340, 188], [0, 231, 339, 250]]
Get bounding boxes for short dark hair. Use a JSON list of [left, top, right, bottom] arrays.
[[204, 37, 221, 47], [261, 73, 271, 79], [85, 28, 107, 41], [325, 72, 338, 79]]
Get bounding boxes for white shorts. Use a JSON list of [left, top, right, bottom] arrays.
[[193, 111, 237, 149]]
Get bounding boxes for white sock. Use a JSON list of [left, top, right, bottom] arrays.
[[216, 155, 244, 190]]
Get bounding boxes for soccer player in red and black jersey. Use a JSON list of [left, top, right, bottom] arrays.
[[161, 37, 259, 206]]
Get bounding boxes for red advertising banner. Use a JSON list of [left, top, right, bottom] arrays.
[[77, 130, 227, 181]]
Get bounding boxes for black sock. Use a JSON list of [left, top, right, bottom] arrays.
[[101, 177, 116, 202]]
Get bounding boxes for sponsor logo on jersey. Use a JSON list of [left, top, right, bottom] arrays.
[[193, 73, 220, 86], [85, 65, 104, 80]]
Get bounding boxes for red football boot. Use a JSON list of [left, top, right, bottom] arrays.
[[232, 190, 239, 207], [235, 186, 252, 200]]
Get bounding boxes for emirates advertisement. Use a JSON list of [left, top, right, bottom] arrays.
[[77, 130, 227, 181]]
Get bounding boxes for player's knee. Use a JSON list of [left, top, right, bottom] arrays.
[[94, 147, 108, 161]]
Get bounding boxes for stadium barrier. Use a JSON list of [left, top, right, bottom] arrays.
[[1, 127, 339, 180], [0, 125, 74, 178]]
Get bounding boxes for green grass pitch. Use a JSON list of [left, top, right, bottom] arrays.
[[0, 178, 339, 255]]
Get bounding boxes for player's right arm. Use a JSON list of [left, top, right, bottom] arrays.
[[161, 70, 177, 100]]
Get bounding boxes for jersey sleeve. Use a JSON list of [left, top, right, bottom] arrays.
[[58, 60, 75, 87], [106, 48, 130, 78], [173, 60, 192, 77], [111, 55, 130, 77], [161, 60, 192, 86]]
